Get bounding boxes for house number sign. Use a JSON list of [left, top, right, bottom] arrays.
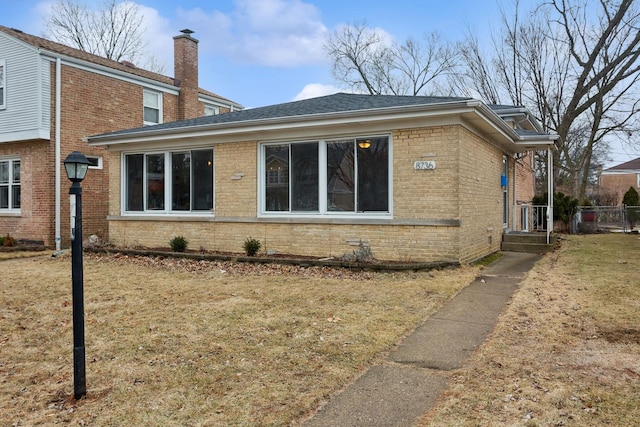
[[414, 160, 436, 170]]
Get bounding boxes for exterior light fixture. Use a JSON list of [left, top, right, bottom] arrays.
[[64, 151, 90, 182], [358, 139, 371, 149], [63, 150, 90, 400]]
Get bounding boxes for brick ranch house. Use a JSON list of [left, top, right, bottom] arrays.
[[0, 26, 241, 249], [86, 93, 556, 263], [598, 157, 640, 205]]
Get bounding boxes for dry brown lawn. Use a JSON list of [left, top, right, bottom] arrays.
[[421, 233, 640, 426], [2, 234, 638, 426], [1, 251, 476, 426]]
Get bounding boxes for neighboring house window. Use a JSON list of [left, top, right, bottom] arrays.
[[262, 136, 390, 215], [87, 156, 103, 169], [637, 173, 640, 189], [123, 149, 213, 213], [0, 59, 5, 109], [0, 158, 20, 211], [143, 89, 162, 125], [204, 104, 219, 116]]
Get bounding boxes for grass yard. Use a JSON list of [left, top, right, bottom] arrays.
[[3, 234, 638, 426], [0, 251, 476, 426], [421, 233, 640, 426]]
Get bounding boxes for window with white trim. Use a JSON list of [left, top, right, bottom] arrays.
[[0, 158, 20, 211], [261, 136, 390, 215], [87, 155, 103, 169], [204, 104, 219, 116], [0, 59, 6, 109], [124, 149, 213, 213], [637, 173, 640, 189], [143, 89, 162, 125]]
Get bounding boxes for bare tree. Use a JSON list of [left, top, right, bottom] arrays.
[[325, 22, 459, 96], [459, 0, 640, 200], [44, 0, 164, 72]]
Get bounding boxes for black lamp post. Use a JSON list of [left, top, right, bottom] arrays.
[[63, 151, 90, 400]]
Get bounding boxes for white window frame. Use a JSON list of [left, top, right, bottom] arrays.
[[121, 148, 214, 216], [143, 89, 162, 126], [86, 155, 103, 170], [0, 157, 20, 213], [637, 173, 640, 189], [0, 59, 6, 110], [258, 135, 393, 219], [204, 103, 220, 116]]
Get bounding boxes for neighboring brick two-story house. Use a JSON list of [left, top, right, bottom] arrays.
[[599, 157, 640, 205], [87, 93, 556, 263], [0, 26, 241, 248]]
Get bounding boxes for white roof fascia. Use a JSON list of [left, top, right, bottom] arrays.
[[39, 50, 180, 95]]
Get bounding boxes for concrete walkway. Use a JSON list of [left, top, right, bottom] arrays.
[[303, 251, 541, 427]]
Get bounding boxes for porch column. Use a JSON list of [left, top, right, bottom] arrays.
[[513, 155, 518, 231], [547, 147, 554, 244]]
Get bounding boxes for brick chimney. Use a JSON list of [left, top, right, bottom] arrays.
[[174, 29, 200, 120]]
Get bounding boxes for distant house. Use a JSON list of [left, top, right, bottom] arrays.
[[599, 157, 640, 204], [0, 26, 242, 248], [86, 93, 556, 263]]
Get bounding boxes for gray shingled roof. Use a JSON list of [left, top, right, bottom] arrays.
[[604, 157, 640, 171], [92, 93, 473, 138]]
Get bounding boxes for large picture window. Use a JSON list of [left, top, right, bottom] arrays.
[[262, 136, 390, 215], [0, 158, 20, 211], [124, 149, 213, 214]]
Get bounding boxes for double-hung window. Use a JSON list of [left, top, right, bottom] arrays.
[[0, 59, 6, 109], [124, 149, 213, 214], [0, 158, 20, 211], [262, 136, 390, 215], [143, 89, 162, 125]]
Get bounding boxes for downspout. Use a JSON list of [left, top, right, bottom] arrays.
[[55, 58, 61, 251]]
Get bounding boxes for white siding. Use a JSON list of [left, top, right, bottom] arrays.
[[0, 33, 50, 143]]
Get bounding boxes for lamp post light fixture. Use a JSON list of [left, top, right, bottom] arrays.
[[63, 151, 90, 400]]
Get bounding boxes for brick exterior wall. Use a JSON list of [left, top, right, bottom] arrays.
[[1, 60, 221, 247], [105, 124, 515, 263], [600, 173, 639, 205]]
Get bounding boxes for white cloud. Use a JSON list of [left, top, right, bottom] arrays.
[[174, 0, 329, 67], [34, 0, 330, 70], [292, 83, 342, 101]]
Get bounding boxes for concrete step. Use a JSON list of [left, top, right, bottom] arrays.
[[501, 232, 556, 253], [501, 241, 555, 253], [502, 232, 554, 244]]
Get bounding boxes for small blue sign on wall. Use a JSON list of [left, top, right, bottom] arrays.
[[501, 174, 508, 187]]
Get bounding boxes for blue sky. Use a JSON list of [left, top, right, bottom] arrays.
[[2, 0, 638, 166], [2, 0, 521, 107]]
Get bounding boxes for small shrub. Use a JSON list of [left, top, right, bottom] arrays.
[[2, 234, 17, 247], [243, 237, 261, 256], [622, 187, 640, 229], [169, 236, 188, 252], [341, 241, 374, 263]]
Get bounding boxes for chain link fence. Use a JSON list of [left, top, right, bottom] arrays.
[[576, 205, 640, 233]]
